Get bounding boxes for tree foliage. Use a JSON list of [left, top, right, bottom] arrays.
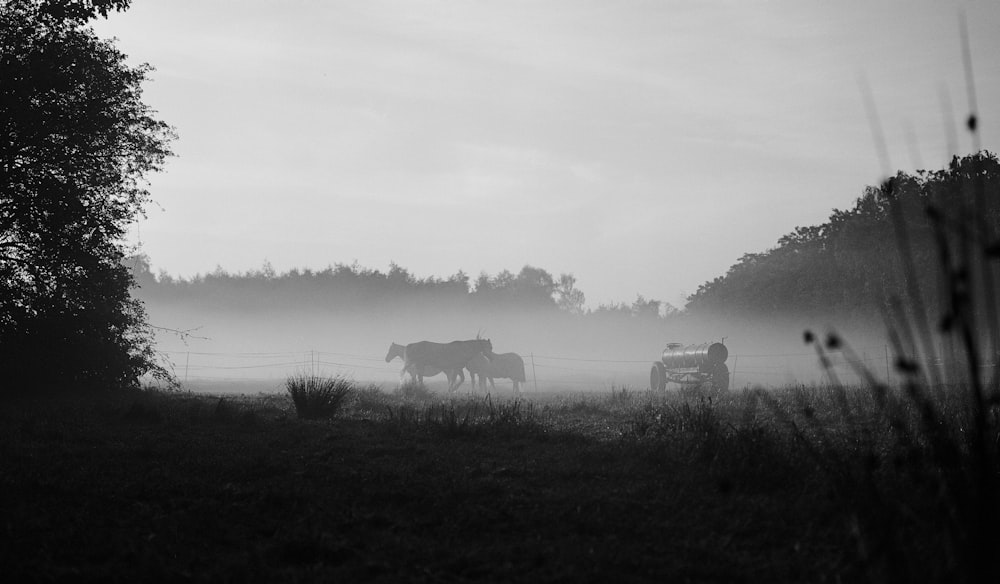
[[685, 152, 1000, 321], [0, 0, 174, 390], [556, 273, 586, 315], [129, 258, 677, 324], [32, 0, 130, 21]]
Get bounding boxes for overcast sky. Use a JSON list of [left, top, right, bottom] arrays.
[[93, 1, 1000, 309]]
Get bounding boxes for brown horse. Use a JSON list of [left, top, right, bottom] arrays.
[[402, 338, 492, 392], [466, 350, 526, 394], [385, 342, 461, 387]]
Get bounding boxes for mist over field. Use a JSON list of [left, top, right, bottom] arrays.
[[140, 289, 890, 393], [134, 150, 1000, 394], [7, 2, 1000, 582]]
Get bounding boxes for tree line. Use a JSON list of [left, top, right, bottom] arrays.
[[130, 259, 677, 320], [133, 151, 999, 326], [685, 151, 1000, 323]]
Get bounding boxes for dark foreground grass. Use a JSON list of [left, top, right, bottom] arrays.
[[5, 384, 967, 583]]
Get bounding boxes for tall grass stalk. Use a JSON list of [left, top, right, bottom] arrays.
[[794, 34, 1000, 580]]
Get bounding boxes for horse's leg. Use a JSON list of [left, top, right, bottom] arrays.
[[513, 380, 520, 395], [453, 369, 465, 392], [445, 369, 462, 393]]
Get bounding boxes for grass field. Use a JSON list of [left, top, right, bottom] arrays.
[[2, 380, 995, 583]]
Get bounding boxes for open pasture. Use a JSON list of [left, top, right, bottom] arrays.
[[2, 381, 994, 583]]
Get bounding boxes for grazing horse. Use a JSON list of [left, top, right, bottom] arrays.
[[466, 351, 526, 394], [403, 338, 492, 392], [465, 353, 494, 392], [385, 342, 461, 387]]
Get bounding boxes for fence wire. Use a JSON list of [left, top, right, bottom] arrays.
[[146, 343, 990, 391]]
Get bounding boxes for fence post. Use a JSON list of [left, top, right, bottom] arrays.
[[184, 351, 190, 384], [531, 353, 538, 393]]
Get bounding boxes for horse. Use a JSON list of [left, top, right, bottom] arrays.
[[385, 342, 461, 387], [402, 338, 492, 392], [466, 351, 526, 394], [465, 353, 491, 392]]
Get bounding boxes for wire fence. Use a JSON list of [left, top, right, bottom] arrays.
[[148, 343, 994, 392]]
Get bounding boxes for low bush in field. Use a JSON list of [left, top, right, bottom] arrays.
[[285, 374, 354, 420]]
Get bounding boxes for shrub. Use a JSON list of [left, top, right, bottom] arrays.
[[286, 374, 354, 420]]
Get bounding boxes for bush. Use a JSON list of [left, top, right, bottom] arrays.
[[286, 375, 354, 420]]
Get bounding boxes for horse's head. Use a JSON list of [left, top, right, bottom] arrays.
[[385, 342, 404, 363], [477, 338, 492, 354]]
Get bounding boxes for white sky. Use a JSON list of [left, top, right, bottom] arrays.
[[93, 0, 1000, 309]]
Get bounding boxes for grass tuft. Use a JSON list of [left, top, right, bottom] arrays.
[[286, 374, 355, 420]]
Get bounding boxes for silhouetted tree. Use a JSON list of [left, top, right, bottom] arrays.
[[0, 1, 174, 390], [33, 0, 130, 21], [685, 152, 1000, 321]]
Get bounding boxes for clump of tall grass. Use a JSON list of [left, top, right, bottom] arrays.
[[767, 329, 999, 582], [787, 34, 1000, 581], [285, 374, 354, 420]]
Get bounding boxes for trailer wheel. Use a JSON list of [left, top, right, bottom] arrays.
[[712, 363, 730, 392], [650, 362, 667, 391]]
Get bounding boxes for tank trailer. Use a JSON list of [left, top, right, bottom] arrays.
[[650, 342, 730, 393]]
